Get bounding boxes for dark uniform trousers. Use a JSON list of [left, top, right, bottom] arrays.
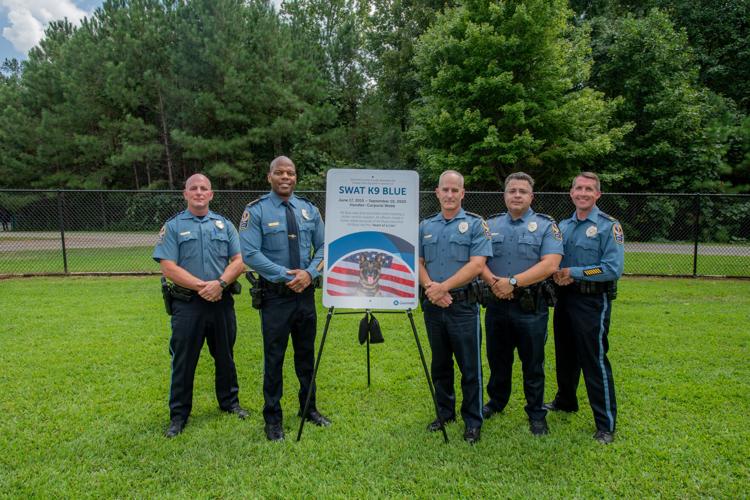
[[485, 295, 548, 421], [260, 286, 317, 425], [422, 300, 483, 429], [169, 294, 240, 421], [553, 286, 617, 432]]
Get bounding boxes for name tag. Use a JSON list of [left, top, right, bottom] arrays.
[[268, 222, 280, 227], [179, 231, 191, 236], [424, 234, 432, 239]]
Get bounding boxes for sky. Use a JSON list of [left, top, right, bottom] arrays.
[[0, 0, 283, 63]]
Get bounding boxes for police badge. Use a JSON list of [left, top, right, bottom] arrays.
[[302, 208, 311, 220], [527, 221, 537, 232], [458, 221, 469, 234], [215, 220, 225, 230], [586, 225, 598, 238]]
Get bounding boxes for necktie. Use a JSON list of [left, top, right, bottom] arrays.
[[283, 201, 301, 269]]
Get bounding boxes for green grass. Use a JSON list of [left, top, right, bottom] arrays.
[[625, 252, 750, 276], [1, 277, 748, 497]]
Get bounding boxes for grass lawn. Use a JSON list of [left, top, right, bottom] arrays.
[[0, 277, 748, 497], [624, 252, 750, 277]]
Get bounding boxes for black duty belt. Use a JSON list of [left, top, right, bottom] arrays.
[[261, 279, 296, 297], [449, 287, 476, 304], [573, 280, 612, 294]]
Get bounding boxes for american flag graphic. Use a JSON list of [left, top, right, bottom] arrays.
[[326, 251, 417, 298]]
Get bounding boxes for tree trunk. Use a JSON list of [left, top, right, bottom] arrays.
[[157, 88, 174, 189], [133, 163, 140, 190]]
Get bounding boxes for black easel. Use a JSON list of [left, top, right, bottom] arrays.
[[296, 307, 449, 443]]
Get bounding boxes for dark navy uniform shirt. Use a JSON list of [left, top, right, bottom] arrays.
[[152, 209, 241, 281], [239, 191, 324, 283], [559, 205, 624, 281], [419, 208, 492, 283], [486, 208, 563, 277]]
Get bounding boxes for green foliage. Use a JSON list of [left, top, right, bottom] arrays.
[[410, 0, 629, 190]]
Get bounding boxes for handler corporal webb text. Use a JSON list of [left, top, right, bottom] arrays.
[[153, 174, 249, 438], [239, 156, 330, 442]]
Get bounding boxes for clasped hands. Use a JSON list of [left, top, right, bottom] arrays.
[[196, 279, 223, 302], [552, 267, 574, 286], [424, 281, 453, 308], [286, 269, 312, 293]]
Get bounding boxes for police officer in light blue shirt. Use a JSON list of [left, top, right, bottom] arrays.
[[545, 172, 624, 444], [419, 170, 492, 444], [153, 174, 248, 438], [479, 172, 563, 436], [239, 156, 329, 441]]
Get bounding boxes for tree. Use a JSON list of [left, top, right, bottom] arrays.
[[592, 9, 729, 191], [410, 0, 628, 189]]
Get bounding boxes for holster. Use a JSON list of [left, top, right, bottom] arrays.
[[161, 277, 173, 316], [246, 271, 263, 310], [541, 279, 557, 307], [517, 286, 537, 313]]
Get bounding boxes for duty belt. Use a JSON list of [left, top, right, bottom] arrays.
[[574, 280, 613, 294], [449, 287, 476, 304], [260, 279, 296, 297]]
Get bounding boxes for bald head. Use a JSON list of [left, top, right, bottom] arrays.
[[270, 156, 295, 172], [185, 173, 211, 190]]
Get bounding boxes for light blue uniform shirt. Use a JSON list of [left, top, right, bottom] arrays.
[[152, 209, 241, 281], [239, 191, 324, 283], [559, 205, 625, 281], [486, 208, 563, 277], [419, 208, 492, 283]]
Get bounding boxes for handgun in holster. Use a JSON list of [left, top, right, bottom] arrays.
[[541, 279, 558, 307], [518, 287, 537, 313], [606, 281, 618, 301], [246, 271, 263, 310], [161, 276, 173, 315]]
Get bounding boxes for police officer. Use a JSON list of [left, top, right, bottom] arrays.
[[239, 156, 330, 442], [479, 172, 563, 436], [153, 174, 249, 438], [419, 170, 492, 444], [545, 172, 624, 444]]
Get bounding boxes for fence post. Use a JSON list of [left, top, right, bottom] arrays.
[[692, 194, 700, 277], [58, 191, 69, 274]]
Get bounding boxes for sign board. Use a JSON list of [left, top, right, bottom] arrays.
[[323, 169, 419, 310]]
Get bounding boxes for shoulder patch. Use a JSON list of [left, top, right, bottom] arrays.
[[481, 220, 491, 239], [551, 223, 563, 241], [157, 225, 166, 244], [613, 223, 624, 245], [583, 267, 604, 276], [239, 209, 251, 232]]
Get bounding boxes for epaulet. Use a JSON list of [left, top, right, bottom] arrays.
[[487, 212, 506, 219], [295, 194, 315, 204], [536, 213, 556, 223], [465, 211, 483, 219], [422, 212, 440, 221], [165, 210, 183, 223], [244, 197, 264, 209], [599, 211, 618, 223]]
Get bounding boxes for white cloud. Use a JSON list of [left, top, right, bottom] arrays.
[[1, 0, 88, 54]]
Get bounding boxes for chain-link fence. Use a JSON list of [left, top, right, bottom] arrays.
[[1, 189, 748, 277]]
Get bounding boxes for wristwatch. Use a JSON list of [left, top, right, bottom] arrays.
[[218, 279, 228, 289], [509, 276, 518, 288]]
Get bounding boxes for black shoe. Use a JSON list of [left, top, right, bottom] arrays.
[[225, 404, 249, 419], [165, 418, 185, 438], [543, 399, 578, 413], [299, 409, 331, 427], [264, 423, 285, 441], [482, 404, 502, 420], [593, 430, 615, 444], [529, 418, 549, 436], [464, 426, 481, 444], [426, 417, 455, 432]]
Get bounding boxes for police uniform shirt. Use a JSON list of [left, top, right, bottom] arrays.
[[486, 208, 563, 277], [239, 191, 324, 283], [559, 205, 624, 281], [153, 210, 240, 280], [420, 208, 492, 282]]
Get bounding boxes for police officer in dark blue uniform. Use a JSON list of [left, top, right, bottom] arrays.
[[479, 172, 563, 436], [419, 170, 492, 444], [545, 172, 624, 444], [153, 174, 249, 438], [239, 156, 330, 441]]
